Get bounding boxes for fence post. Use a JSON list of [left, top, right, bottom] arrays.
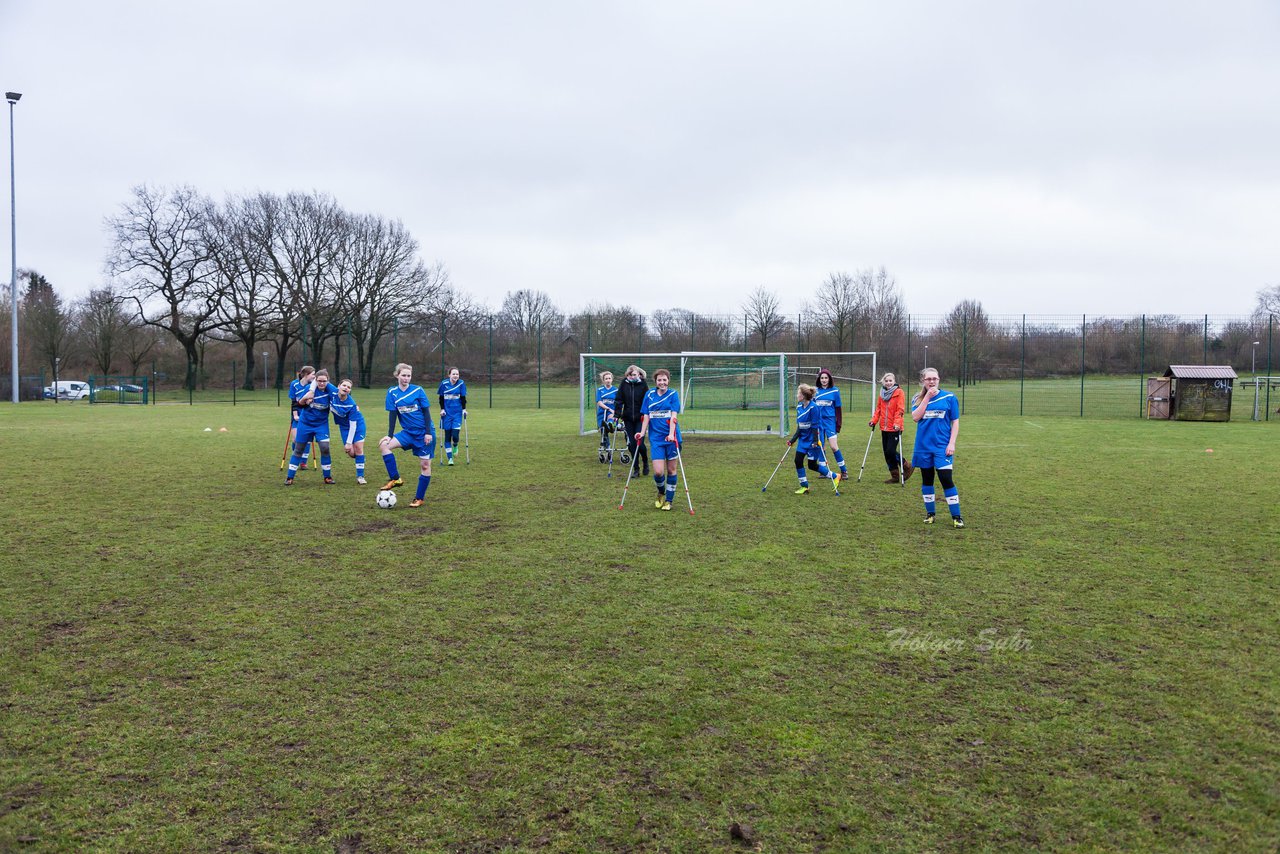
[[905, 317, 912, 405], [441, 314, 447, 379], [1080, 314, 1086, 418], [1203, 314, 1209, 365], [960, 316, 967, 413], [1267, 315, 1274, 421], [1019, 314, 1026, 416], [689, 313, 695, 351], [488, 314, 494, 409], [537, 322, 542, 409], [1139, 314, 1146, 418], [232, 360, 237, 406], [586, 314, 592, 353]]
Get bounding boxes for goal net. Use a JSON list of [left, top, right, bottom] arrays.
[[579, 351, 876, 435]]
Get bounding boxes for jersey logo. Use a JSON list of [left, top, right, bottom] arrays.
[[923, 410, 946, 419]]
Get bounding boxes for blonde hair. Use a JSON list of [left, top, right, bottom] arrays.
[[881, 372, 896, 384], [600, 370, 613, 382], [315, 369, 329, 379], [919, 367, 939, 381], [797, 383, 816, 402], [625, 364, 646, 379], [393, 363, 412, 377]]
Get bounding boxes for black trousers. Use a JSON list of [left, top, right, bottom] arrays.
[[881, 430, 903, 469]]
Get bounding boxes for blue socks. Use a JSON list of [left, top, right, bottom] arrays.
[[416, 474, 431, 501], [383, 453, 399, 480], [355, 454, 365, 478], [796, 467, 808, 487], [944, 486, 961, 518], [666, 474, 677, 501], [922, 486, 936, 516], [833, 449, 847, 472]]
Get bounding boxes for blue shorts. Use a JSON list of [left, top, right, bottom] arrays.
[[911, 449, 953, 470], [335, 419, 366, 444], [649, 435, 680, 461], [393, 429, 435, 459], [441, 413, 463, 431], [295, 421, 331, 445]]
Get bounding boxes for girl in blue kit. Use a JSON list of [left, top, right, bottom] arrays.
[[331, 378, 368, 484], [595, 370, 619, 462], [814, 369, 849, 479], [380, 363, 436, 508], [286, 369, 336, 485], [637, 368, 681, 511], [788, 383, 840, 494], [288, 365, 315, 471], [911, 367, 963, 528], [437, 367, 467, 466]]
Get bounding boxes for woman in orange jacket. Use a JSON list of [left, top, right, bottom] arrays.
[[868, 372, 913, 483]]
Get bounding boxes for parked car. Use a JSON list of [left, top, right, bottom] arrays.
[[42, 380, 91, 400], [97, 383, 144, 393]]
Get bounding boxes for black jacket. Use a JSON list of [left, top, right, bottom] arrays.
[[614, 378, 649, 423]]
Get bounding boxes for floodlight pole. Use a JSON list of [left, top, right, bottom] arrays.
[[1253, 341, 1261, 421], [263, 351, 269, 390], [6, 92, 19, 404]]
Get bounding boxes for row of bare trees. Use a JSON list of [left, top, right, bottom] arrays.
[[103, 185, 458, 390]]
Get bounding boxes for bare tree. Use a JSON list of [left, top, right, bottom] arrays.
[[106, 185, 227, 391], [742, 286, 786, 349], [812, 272, 860, 351], [206, 195, 279, 390], [1254, 284, 1280, 322], [857, 266, 907, 345], [76, 286, 132, 374], [569, 303, 644, 351], [267, 192, 347, 368], [938, 299, 993, 384], [500, 289, 563, 357]]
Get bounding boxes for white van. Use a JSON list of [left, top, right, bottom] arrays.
[[43, 380, 91, 400]]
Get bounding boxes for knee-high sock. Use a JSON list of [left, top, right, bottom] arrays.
[[288, 453, 301, 477], [355, 454, 365, 478], [665, 473, 677, 501], [833, 449, 846, 471], [796, 467, 809, 487], [320, 451, 332, 475], [654, 473, 665, 495], [416, 474, 431, 500], [922, 486, 937, 515], [383, 452, 400, 479], [944, 486, 960, 518]]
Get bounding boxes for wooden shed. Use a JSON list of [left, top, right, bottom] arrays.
[[1157, 365, 1237, 422]]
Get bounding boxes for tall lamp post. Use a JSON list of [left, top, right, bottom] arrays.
[[1253, 341, 1262, 421], [262, 351, 269, 390], [6, 91, 19, 404], [1253, 341, 1261, 375]]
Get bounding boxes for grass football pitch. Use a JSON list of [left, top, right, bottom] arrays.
[[1, 401, 1277, 851]]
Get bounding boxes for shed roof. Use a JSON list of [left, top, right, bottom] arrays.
[[1163, 365, 1238, 379]]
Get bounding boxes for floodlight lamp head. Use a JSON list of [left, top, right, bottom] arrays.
[[5, 93, 20, 104]]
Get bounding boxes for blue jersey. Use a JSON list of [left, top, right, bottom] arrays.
[[438, 378, 467, 418], [289, 378, 309, 420], [596, 385, 619, 425], [813, 386, 841, 434], [641, 388, 681, 441], [330, 392, 366, 442], [794, 400, 823, 452], [298, 381, 337, 429], [386, 383, 433, 437], [915, 389, 959, 454]]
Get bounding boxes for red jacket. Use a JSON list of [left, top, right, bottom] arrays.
[[870, 386, 905, 432]]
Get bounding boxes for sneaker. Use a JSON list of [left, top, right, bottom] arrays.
[[830, 472, 840, 482], [661, 501, 672, 511], [655, 497, 664, 509], [794, 486, 810, 495], [924, 513, 936, 524], [408, 498, 424, 508], [284, 478, 294, 486], [381, 478, 404, 490], [447, 458, 455, 466], [323, 476, 335, 485], [952, 517, 965, 529], [839, 471, 849, 481], [356, 476, 367, 485]]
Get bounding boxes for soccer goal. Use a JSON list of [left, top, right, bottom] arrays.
[[579, 351, 876, 435]]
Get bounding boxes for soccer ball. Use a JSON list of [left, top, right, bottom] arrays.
[[376, 490, 397, 509]]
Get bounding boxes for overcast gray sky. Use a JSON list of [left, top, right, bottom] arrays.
[[3, 0, 1277, 318]]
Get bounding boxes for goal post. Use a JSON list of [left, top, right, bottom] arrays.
[[579, 351, 876, 435]]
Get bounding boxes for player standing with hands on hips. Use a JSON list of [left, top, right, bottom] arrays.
[[910, 367, 963, 527], [637, 368, 681, 511], [381, 363, 436, 508], [437, 367, 467, 466]]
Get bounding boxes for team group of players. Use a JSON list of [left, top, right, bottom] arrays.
[[596, 365, 964, 526], [285, 363, 468, 508]]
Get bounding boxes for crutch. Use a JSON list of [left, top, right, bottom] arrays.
[[813, 436, 842, 496], [618, 432, 643, 509], [674, 443, 695, 515], [463, 412, 471, 464], [279, 422, 294, 470], [856, 425, 875, 483], [604, 406, 617, 478], [761, 442, 793, 492], [896, 434, 906, 487]]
